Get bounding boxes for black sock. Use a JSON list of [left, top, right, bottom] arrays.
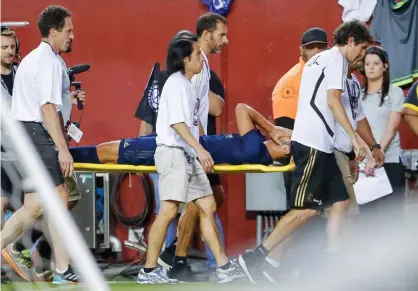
[[166, 238, 178, 254], [173, 256, 187, 267], [37, 239, 52, 260], [254, 244, 269, 258], [13, 242, 25, 253], [144, 267, 155, 273], [220, 261, 231, 270], [70, 146, 100, 163]]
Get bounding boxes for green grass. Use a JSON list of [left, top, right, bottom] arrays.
[[0, 282, 275, 291]]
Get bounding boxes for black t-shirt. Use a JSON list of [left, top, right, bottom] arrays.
[[134, 66, 225, 135], [134, 66, 169, 133], [207, 70, 225, 135], [1, 72, 14, 96]]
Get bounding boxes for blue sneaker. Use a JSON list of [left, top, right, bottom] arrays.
[[136, 265, 179, 284], [52, 266, 80, 284]]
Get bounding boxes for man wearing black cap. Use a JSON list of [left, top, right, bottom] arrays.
[[272, 27, 328, 131], [272, 27, 328, 204]]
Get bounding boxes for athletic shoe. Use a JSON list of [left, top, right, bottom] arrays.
[[1, 267, 11, 283], [33, 269, 54, 282], [260, 261, 300, 283], [238, 252, 261, 284], [168, 264, 199, 282], [136, 265, 179, 284], [216, 259, 246, 283], [52, 265, 80, 284], [158, 248, 175, 271], [1, 244, 34, 282]]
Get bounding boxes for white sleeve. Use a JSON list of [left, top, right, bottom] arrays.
[[324, 51, 347, 91], [36, 58, 63, 107], [166, 82, 190, 126], [390, 85, 405, 113]]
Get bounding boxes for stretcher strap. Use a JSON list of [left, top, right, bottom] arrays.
[[74, 163, 295, 173]]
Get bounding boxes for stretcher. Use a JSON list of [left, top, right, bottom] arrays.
[[74, 163, 295, 173]]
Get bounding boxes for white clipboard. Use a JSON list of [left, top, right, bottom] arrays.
[[353, 167, 393, 205]]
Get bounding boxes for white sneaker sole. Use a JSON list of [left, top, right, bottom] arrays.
[[238, 255, 256, 284]]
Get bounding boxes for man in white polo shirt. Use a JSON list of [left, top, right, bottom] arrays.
[[0, 5, 79, 284], [237, 20, 374, 284], [136, 35, 243, 284]]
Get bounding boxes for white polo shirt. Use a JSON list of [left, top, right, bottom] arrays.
[[12, 42, 64, 123], [156, 72, 200, 157], [291, 47, 348, 153], [191, 49, 210, 133], [334, 74, 365, 153]]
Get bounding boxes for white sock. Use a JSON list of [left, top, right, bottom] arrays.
[[56, 267, 68, 274], [265, 257, 280, 268]]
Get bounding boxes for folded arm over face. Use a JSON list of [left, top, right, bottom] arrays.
[[234, 103, 292, 160]]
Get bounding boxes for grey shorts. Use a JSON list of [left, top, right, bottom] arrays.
[[155, 145, 212, 203]]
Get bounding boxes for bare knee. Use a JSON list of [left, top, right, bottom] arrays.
[[183, 202, 200, 217], [97, 141, 120, 163], [57, 185, 69, 205], [195, 195, 216, 217], [330, 200, 349, 215], [284, 208, 318, 224], [158, 200, 179, 221]]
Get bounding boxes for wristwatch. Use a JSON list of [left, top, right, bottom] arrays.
[[370, 143, 381, 151]]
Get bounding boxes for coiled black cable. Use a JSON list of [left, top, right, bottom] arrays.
[[110, 173, 154, 228]]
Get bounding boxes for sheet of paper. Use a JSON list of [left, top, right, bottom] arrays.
[[353, 167, 393, 205]]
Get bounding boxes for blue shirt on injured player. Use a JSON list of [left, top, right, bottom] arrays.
[[70, 129, 273, 166]]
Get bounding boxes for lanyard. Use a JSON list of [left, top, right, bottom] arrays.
[[1, 65, 16, 93], [346, 78, 360, 120]]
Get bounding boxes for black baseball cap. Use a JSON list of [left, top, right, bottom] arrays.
[[301, 27, 328, 47]]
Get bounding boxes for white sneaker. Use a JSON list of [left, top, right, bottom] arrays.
[[216, 260, 246, 283], [136, 265, 179, 284]]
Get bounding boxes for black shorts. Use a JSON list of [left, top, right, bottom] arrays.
[[207, 173, 222, 187], [22, 122, 64, 188], [289, 141, 349, 211]]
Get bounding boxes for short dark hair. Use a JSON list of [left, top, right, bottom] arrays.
[[196, 12, 227, 38], [332, 20, 373, 46], [166, 35, 198, 75], [38, 5, 72, 38]]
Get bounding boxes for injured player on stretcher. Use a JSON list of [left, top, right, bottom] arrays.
[[70, 103, 292, 166]]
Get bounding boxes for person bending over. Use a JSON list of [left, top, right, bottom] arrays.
[[70, 103, 291, 167], [235, 20, 373, 284]]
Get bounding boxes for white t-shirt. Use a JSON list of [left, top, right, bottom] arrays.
[[334, 74, 365, 153], [12, 42, 64, 123], [191, 49, 210, 133], [156, 72, 200, 157], [57, 54, 72, 125], [362, 84, 404, 163], [291, 47, 348, 153]]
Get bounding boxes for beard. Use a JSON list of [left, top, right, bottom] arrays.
[[65, 43, 73, 53]]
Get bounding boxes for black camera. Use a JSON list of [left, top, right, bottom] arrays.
[[68, 64, 90, 110]]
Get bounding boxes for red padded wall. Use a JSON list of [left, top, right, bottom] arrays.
[[3, 0, 417, 256]]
